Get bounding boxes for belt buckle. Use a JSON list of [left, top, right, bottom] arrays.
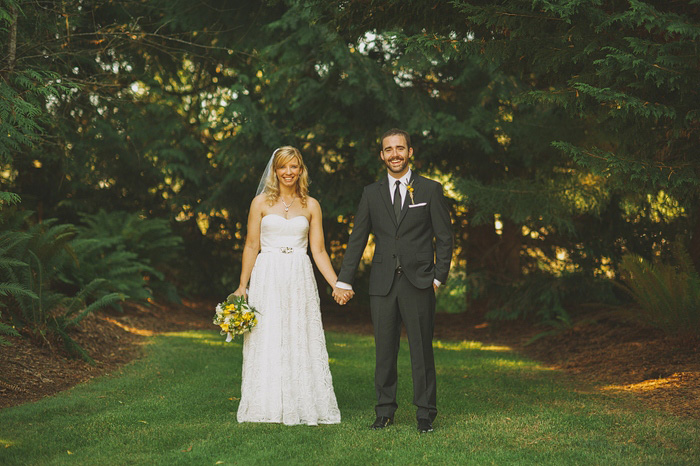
[[280, 247, 293, 254]]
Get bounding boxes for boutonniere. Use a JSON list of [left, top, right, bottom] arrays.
[[405, 179, 415, 204]]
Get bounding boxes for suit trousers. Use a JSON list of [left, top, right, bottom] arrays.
[[370, 270, 437, 422]]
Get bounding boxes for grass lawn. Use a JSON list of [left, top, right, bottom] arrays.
[[1, 330, 698, 465]]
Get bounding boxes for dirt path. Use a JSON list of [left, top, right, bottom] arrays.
[[1, 300, 698, 418]]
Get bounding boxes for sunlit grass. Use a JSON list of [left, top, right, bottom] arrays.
[[1, 331, 698, 465], [434, 339, 512, 352]]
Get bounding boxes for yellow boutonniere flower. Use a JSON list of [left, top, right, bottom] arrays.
[[405, 180, 415, 204]]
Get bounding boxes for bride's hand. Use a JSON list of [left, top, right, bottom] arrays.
[[231, 286, 247, 302]]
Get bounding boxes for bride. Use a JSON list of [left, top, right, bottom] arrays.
[[232, 146, 344, 425]]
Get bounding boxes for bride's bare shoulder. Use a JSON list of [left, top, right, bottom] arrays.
[[249, 194, 269, 215], [251, 193, 268, 206], [306, 196, 321, 210]]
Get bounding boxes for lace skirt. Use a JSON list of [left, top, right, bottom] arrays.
[[236, 250, 341, 425]]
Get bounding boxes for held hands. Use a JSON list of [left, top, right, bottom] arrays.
[[332, 286, 354, 306]]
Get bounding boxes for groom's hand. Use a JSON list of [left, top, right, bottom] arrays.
[[332, 287, 343, 304], [332, 286, 353, 306], [342, 289, 354, 304]]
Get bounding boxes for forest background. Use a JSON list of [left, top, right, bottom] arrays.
[[1, 0, 699, 358]]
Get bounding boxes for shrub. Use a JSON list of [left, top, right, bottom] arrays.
[[0, 209, 122, 360], [59, 210, 184, 306], [485, 270, 616, 326], [0, 310, 21, 346], [0, 229, 35, 346], [618, 243, 700, 336]]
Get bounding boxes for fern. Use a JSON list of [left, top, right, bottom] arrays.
[[60, 239, 159, 310], [0, 282, 37, 300], [0, 192, 21, 207], [49, 322, 94, 364], [67, 210, 184, 303], [618, 244, 700, 336], [45, 286, 123, 363], [0, 209, 122, 357], [0, 69, 71, 163], [68, 291, 124, 328], [0, 318, 20, 346]]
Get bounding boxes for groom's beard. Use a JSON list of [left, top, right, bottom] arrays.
[[384, 156, 408, 174]]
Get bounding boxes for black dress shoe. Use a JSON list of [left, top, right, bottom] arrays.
[[417, 419, 433, 433], [370, 416, 394, 429]]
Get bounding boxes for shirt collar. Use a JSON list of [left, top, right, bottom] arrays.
[[387, 168, 412, 186]]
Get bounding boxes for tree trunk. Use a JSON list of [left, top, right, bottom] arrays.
[[688, 207, 700, 273], [5, 4, 18, 74], [465, 220, 521, 282]]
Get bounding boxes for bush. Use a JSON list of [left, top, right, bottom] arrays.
[[618, 243, 700, 337], [485, 271, 617, 326], [435, 265, 486, 314], [0, 209, 122, 360], [59, 210, 184, 307], [0, 228, 34, 346], [0, 310, 21, 346]]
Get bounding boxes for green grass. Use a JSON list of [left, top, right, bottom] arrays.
[[1, 331, 698, 465]]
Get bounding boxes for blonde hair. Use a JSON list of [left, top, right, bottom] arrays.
[[263, 146, 309, 207]]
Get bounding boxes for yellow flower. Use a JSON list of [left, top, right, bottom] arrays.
[[405, 180, 415, 204]]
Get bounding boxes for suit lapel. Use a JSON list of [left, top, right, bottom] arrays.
[[378, 177, 398, 227]]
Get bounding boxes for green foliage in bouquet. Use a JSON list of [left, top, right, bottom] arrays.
[[213, 294, 258, 342]]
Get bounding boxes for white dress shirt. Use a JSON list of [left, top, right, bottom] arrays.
[[389, 169, 412, 208]]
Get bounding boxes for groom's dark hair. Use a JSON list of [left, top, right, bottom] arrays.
[[381, 128, 412, 149]]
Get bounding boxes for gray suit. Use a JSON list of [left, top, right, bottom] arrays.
[[338, 172, 453, 421]]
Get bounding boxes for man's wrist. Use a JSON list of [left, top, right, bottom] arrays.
[[335, 281, 353, 291]]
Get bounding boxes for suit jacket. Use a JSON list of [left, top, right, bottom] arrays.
[[338, 173, 453, 296]]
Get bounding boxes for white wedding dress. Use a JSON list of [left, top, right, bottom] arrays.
[[237, 214, 341, 425]]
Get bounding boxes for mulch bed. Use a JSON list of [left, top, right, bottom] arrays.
[[1, 300, 698, 419], [0, 300, 212, 409]]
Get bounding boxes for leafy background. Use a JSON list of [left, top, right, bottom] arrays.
[[1, 0, 699, 356]]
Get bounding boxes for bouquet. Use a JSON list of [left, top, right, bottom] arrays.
[[213, 294, 259, 342]]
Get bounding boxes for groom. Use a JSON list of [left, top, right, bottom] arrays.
[[333, 128, 453, 433]]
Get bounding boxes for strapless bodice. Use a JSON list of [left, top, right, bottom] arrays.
[[259, 214, 309, 252]]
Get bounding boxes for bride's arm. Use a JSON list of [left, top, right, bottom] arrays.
[[308, 198, 340, 288], [233, 195, 264, 299]]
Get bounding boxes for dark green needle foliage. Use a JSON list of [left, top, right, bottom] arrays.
[[1, 0, 699, 339]]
